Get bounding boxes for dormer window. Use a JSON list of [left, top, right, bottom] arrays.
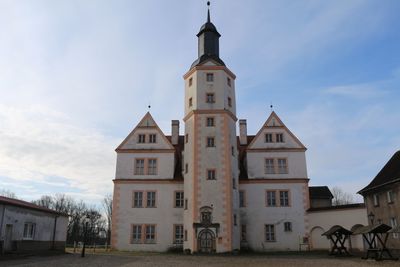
[[149, 134, 157, 143], [265, 133, 273, 143], [206, 73, 214, 82], [276, 133, 284, 143], [138, 134, 146, 143], [206, 93, 215, 103]]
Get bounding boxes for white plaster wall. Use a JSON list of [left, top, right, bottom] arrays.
[[115, 183, 184, 251], [116, 152, 175, 179], [308, 207, 368, 251], [0, 205, 67, 242], [239, 182, 307, 251], [247, 151, 307, 179]]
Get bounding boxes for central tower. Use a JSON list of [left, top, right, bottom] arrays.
[[182, 2, 240, 253]]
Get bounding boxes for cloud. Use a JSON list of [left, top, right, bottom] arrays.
[[323, 84, 386, 99]]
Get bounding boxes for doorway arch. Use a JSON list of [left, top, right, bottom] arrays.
[[197, 229, 216, 253]]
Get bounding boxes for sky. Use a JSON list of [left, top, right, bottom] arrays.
[[1, 0, 400, 204]]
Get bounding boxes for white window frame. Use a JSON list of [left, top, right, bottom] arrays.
[[147, 159, 157, 175], [23, 223, 35, 240], [265, 158, 275, 174], [149, 134, 157, 143], [277, 158, 288, 174], [133, 191, 143, 208], [146, 191, 156, 208], [145, 225, 156, 243], [265, 224, 275, 242], [132, 225, 142, 243]]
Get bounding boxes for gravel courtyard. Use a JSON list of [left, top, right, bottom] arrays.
[[2, 252, 400, 267]]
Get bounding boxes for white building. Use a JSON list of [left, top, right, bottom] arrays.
[[111, 5, 364, 253]]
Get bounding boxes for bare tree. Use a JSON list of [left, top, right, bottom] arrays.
[[32, 195, 53, 208], [331, 186, 354, 206], [102, 194, 113, 245], [0, 189, 17, 198]]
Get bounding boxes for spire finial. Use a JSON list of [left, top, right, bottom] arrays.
[[207, 1, 211, 23]]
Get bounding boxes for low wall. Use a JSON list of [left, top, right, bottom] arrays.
[[15, 240, 65, 253]]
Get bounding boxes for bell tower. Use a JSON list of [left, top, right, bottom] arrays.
[[182, 2, 240, 253]]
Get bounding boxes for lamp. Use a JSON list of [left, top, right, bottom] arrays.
[[368, 211, 375, 225]]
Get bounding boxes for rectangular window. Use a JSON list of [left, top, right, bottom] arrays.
[[145, 225, 156, 243], [228, 97, 232, 107], [231, 146, 235, 156], [390, 218, 398, 238], [207, 169, 216, 180], [266, 191, 276, 206], [131, 225, 142, 243], [185, 134, 188, 143], [265, 133, 273, 143], [138, 134, 146, 143], [239, 190, 245, 207], [206, 117, 215, 127], [174, 225, 184, 244], [184, 199, 188, 210], [277, 158, 288, 174], [189, 97, 193, 107], [234, 214, 237, 226], [148, 159, 157, 175], [175, 191, 184, 208], [265, 224, 275, 242], [146, 191, 156, 208], [284, 222, 292, 232], [133, 191, 143, 208], [373, 194, 380, 207], [387, 190, 394, 204], [206, 93, 215, 103], [265, 158, 275, 174], [280, 190, 290, 206], [23, 223, 35, 239], [276, 133, 284, 143], [184, 230, 188, 241], [207, 137, 215, 147], [241, 225, 247, 241], [206, 73, 214, 82], [149, 134, 157, 143], [189, 77, 193, 86], [185, 163, 188, 173], [227, 77, 231, 87], [135, 159, 145, 175], [233, 178, 237, 189]]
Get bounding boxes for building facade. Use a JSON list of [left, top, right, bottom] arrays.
[[112, 7, 310, 253]]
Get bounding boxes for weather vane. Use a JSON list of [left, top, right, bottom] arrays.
[[270, 103, 274, 111]]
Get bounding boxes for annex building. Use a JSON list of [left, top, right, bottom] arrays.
[[111, 5, 350, 253]]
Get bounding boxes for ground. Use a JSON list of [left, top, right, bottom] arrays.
[[2, 251, 400, 267]]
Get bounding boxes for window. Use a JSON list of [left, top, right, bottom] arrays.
[[280, 191, 290, 206], [131, 225, 142, 243], [174, 225, 184, 244], [201, 211, 211, 224], [206, 117, 215, 127], [184, 199, 188, 210], [276, 133, 284, 143], [175, 191, 184, 208], [266, 191, 276, 206], [265, 159, 275, 174], [241, 225, 247, 241], [373, 194, 380, 207], [184, 230, 188, 241], [265, 133, 273, 143], [228, 97, 232, 107], [207, 169, 216, 180], [148, 159, 157, 175], [206, 73, 214, 82], [231, 146, 234, 156], [206, 93, 215, 103], [185, 134, 188, 143], [387, 190, 394, 204], [149, 134, 157, 143], [135, 159, 145, 175], [277, 158, 288, 174], [234, 214, 237, 226], [146, 191, 156, 208], [390, 218, 398, 238], [189, 97, 193, 107], [233, 178, 237, 189], [239, 190, 245, 207], [133, 191, 143, 208], [23, 223, 35, 239], [265, 224, 275, 242], [227, 77, 231, 87], [189, 77, 193, 86], [145, 225, 156, 243], [138, 134, 146, 143], [207, 137, 215, 147], [185, 163, 188, 174], [284, 222, 292, 232]]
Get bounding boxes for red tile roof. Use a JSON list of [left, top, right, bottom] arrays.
[[0, 196, 68, 216]]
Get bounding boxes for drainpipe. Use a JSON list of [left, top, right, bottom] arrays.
[[0, 205, 6, 254], [52, 215, 58, 250]]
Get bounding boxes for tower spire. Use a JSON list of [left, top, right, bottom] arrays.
[[207, 1, 211, 23]]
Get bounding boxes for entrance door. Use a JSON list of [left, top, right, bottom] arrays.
[[4, 224, 13, 252], [198, 229, 215, 253]]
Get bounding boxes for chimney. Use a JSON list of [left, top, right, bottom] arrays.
[[239, 119, 247, 145], [171, 120, 179, 145]]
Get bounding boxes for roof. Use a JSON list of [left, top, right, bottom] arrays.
[[322, 225, 352, 236], [309, 186, 333, 199], [352, 223, 392, 235], [307, 203, 365, 212], [0, 196, 68, 216], [359, 150, 400, 195]]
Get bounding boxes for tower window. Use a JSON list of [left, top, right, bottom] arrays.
[[138, 134, 146, 143], [227, 77, 231, 87], [206, 137, 215, 147], [206, 73, 214, 82], [185, 134, 188, 143], [189, 97, 193, 107], [228, 97, 232, 107], [234, 214, 237, 226], [189, 77, 193, 87], [175, 191, 184, 208], [239, 190, 245, 207], [185, 163, 188, 173], [206, 117, 215, 127], [206, 93, 215, 103], [207, 169, 216, 180]]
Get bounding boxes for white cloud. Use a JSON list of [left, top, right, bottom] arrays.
[[323, 84, 386, 99]]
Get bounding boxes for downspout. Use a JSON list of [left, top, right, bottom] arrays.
[[0, 205, 6, 254], [52, 215, 58, 250]]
